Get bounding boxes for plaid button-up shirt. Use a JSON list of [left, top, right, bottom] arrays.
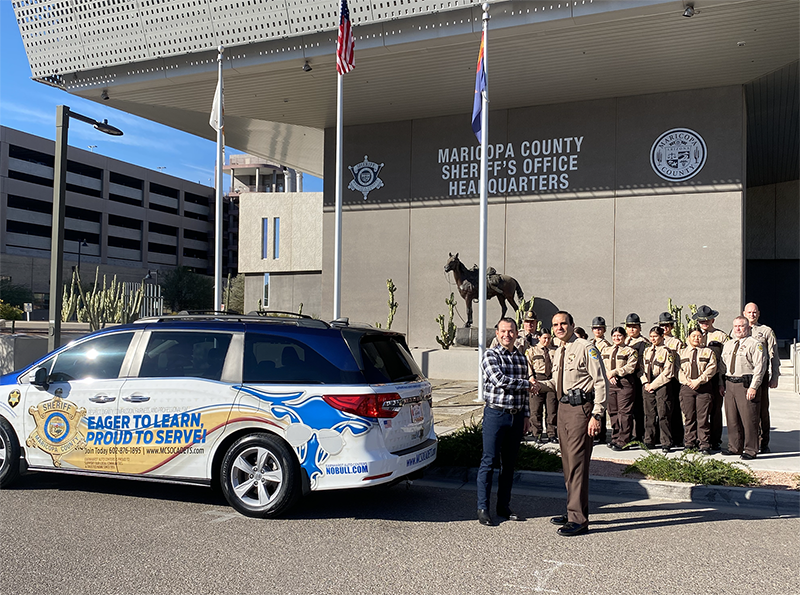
[[481, 344, 531, 417]]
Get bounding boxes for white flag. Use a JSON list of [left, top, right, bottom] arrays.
[[209, 78, 224, 132]]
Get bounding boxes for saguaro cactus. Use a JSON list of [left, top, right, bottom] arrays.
[[436, 292, 458, 349]]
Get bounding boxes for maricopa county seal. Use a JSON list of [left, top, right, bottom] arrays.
[[27, 396, 87, 467], [650, 128, 707, 182]]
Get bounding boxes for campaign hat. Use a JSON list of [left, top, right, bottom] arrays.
[[658, 312, 676, 325], [591, 316, 606, 328], [692, 305, 719, 321], [624, 313, 644, 326]]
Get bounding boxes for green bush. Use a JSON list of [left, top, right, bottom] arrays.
[[434, 418, 563, 472], [0, 299, 23, 321], [623, 446, 760, 487]]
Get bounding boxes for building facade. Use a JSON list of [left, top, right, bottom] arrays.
[[0, 126, 232, 309]]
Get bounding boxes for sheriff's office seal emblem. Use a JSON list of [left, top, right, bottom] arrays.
[[27, 396, 87, 467], [8, 389, 20, 408], [650, 128, 707, 182], [348, 155, 384, 200]]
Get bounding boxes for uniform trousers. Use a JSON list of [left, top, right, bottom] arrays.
[[724, 381, 760, 458], [679, 382, 713, 449], [643, 385, 673, 447], [668, 379, 684, 446], [607, 377, 635, 446], [558, 400, 594, 526], [529, 389, 558, 439], [632, 377, 645, 442], [759, 379, 771, 449], [710, 377, 724, 448], [477, 406, 525, 512]]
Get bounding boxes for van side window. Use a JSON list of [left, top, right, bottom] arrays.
[[49, 332, 134, 382], [139, 332, 232, 380]]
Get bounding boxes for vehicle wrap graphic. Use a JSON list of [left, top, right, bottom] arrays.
[[235, 386, 372, 487], [26, 396, 88, 467]]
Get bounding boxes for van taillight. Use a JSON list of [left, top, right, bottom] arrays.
[[322, 393, 401, 418]]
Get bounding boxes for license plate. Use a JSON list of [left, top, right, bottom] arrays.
[[410, 403, 424, 423]]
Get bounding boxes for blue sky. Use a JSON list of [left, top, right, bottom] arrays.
[[0, 2, 323, 191]]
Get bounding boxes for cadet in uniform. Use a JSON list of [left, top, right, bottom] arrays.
[[743, 302, 780, 453], [601, 326, 638, 450], [536, 311, 609, 537], [693, 305, 729, 450], [526, 331, 558, 443], [678, 329, 718, 453], [719, 316, 766, 460], [641, 327, 677, 452], [624, 313, 650, 443], [590, 317, 612, 443], [659, 312, 685, 446]]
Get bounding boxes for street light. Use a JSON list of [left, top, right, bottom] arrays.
[[144, 269, 159, 285], [77, 238, 88, 272], [49, 105, 123, 351]]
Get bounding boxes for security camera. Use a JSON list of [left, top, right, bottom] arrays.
[[101, 89, 109, 100], [302, 61, 312, 72]]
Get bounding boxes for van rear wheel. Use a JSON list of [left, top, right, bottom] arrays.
[[219, 433, 299, 518]]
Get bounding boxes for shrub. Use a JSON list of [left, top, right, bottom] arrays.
[[434, 418, 563, 472], [623, 446, 760, 487]]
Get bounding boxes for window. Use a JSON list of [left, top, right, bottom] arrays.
[[273, 217, 280, 259], [242, 333, 361, 384], [262, 218, 269, 259], [138, 331, 232, 380], [358, 335, 423, 384], [48, 332, 134, 381], [263, 273, 269, 308]]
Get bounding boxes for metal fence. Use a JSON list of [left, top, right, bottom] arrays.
[[120, 282, 163, 318]]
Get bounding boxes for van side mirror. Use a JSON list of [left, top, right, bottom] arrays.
[[30, 367, 49, 388]]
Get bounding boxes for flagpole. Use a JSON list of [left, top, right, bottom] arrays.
[[477, 3, 490, 402], [214, 45, 224, 311], [333, 72, 344, 320]]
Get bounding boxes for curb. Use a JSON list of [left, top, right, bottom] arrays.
[[422, 467, 800, 517]]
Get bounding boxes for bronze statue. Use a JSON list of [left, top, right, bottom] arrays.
[[444, 253, 524, 328]]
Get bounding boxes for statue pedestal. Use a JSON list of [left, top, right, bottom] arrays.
[[455, 327, 494, 348]]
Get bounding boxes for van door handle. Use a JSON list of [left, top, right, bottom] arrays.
[[89, 395, 116, 403], [122, 395, 150, 403]]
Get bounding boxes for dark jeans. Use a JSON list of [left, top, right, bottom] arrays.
[[477, 406, 525, 512]]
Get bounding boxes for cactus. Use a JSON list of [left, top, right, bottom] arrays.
[[436, 292, 458, 349], [297, 302, 303, 316], [515, 297, 535, 329], [668, 298, 698, 343], [73, 267, 143, 330], [61, 269, 81, 322], [223, 272, 232, 312], [375, 278, 398, 329]]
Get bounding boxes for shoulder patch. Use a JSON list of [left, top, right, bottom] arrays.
[[757, 343, 763, 351], [588, 346, 600, 360], [668, 354, 675, 362]]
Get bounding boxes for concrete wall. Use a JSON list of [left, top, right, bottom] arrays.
[[322, 86, 747, 347], [238, 191, 323, 274]]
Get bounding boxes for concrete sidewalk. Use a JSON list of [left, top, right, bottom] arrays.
[[430, 359, 800, 475]]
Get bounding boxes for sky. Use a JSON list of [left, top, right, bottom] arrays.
[[0, 2, 323, 191]]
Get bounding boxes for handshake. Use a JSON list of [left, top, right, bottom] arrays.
[[529, 378, 541, 394]]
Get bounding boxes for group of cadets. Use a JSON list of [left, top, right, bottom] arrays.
[[512, 303, 780, 460]]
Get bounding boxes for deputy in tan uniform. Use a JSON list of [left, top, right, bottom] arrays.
[[624, 313, 650, 443], [658, 312, 685, 447], [526, 331, 558, 443], [590, 317, 611, 443], [490, 310, 540, 355], [719, 316, 766, 460], [601, 326, 638, 450], [536, 311, 609, 537], [743, 302, 780, 453], [678, 329, 718, 453], [693, 305, 729, 450], [641, 327, 677, 452]]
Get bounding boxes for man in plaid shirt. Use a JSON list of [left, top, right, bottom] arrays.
[[477, 317, 533, 526]]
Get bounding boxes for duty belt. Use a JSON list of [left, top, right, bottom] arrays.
[[486, 403, 521, 415], [725, 374, 753, 385]]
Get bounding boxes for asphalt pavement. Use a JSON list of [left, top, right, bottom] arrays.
[[0, 472, 797, 595]]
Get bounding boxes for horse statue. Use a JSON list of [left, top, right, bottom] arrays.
[[444, 252, 524, 328]]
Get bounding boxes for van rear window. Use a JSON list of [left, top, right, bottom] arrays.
[[359, 335, 423, 384]]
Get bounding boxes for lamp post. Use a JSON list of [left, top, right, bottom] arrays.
[[49, 105, 123, 351], [144, 269, 159, 285], [76, 239, 88, 273]]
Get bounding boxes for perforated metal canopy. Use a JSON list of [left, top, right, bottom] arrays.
[[12, 0, 799, 176]]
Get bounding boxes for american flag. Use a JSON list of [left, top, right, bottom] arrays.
[[336, 0, 355, 75]]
